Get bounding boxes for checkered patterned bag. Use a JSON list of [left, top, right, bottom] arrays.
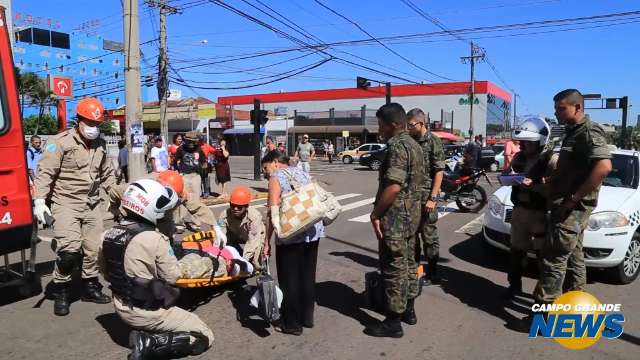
[[275, 169, 327, 241]]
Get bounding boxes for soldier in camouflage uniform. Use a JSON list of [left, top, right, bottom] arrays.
[[365, 103, 425, 338], [407, 108, 445, 285], [532, 89, 611, 307]]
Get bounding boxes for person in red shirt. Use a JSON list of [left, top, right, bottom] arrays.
[[199, 136, 216, 197], [168, 133, 184, 170]]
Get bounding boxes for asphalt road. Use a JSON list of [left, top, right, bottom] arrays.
[[0, 157, 637, 360]]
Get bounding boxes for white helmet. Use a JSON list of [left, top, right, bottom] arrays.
[[122, 179, 179, 225], [513, 115, 550, 146]]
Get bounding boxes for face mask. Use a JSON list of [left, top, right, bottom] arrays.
[[80, 124, 100, 140]]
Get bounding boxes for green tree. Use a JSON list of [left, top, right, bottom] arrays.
[[23, 114, 58, 135], [16, 69, 55, 135], [99, 120, 117, 135]]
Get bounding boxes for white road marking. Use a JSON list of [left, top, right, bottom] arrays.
[[455, 214, 485, 234], [39, 236, 53, 243], [348, 201, 459, 223], [341, 197, 376, 212]]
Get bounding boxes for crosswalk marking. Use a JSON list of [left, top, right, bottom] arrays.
[[347, 201, 458, 223], [455, 214, 484, 234], [340, 197, 376, 212]]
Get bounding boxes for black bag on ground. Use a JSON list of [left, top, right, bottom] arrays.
[[255, 258, 280, 323]]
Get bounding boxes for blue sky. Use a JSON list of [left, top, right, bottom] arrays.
[[12, 0, 640, 125]]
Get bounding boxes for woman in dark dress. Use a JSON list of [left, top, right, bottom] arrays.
[[214, 139, 231, 197]]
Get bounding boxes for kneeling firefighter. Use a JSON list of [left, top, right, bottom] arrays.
[[505, 116, 556, 299], [100, 179, 214, 359]]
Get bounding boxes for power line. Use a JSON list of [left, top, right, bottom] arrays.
[[313, 0, 457, 82], [169, 57, 332, 90]]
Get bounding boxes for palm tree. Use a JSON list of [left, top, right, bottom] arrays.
[[16, 68, 40, 116], [29, 82, 55, 135]]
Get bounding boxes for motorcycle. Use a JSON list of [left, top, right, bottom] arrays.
[[441, 166, 493, 213]]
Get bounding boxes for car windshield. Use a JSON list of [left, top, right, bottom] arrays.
[[603, 154, 638, 188]]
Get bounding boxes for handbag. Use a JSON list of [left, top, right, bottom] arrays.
[[253, 257, 282, 323], [314, 183, 342, 225], [274, 169, 327, 241]]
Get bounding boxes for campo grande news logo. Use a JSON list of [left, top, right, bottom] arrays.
[[528, 291, 625, 349]]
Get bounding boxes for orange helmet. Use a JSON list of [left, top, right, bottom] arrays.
[[157, 170, 184, 197], [230, 186, 252, 206], [76, 97, 105, 122]]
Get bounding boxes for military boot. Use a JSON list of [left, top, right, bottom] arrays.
[[363, 312, 403, 338], [128, 330, 195, 360], [81, 278, 111, 304], [53, 282, 72, 316], [401, 298, 417, 325]]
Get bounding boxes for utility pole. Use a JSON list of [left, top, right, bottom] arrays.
[[252, 99, 261, 181], [147, 0, 179, 146], [124, 0, 145, 181], [621, 96, 629, 148], [513, 93, 517, 132], [460, 42, 485, 141]]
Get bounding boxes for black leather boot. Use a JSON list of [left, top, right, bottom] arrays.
[[53, 282, 71, 316], [128, 330, 196, 360], [364, 312, 403, 338], [81, 278, 111, 304], [401, 298, 417, 325]]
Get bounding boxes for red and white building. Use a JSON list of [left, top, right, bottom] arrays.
[[218, 81, 511, 153]]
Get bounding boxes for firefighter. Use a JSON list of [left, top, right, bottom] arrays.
[[100, 179, 213, 359], [33, 97, 115, 316], [217, 186, 266, 270]]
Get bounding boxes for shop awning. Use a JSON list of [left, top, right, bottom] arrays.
[[223, 127, 265, 135], [287, 125, 378, 134]]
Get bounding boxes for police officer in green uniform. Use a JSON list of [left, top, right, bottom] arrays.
[[407, 108, 445, 285], [366, 103, 425, 338], [532, 89, 612, 307]]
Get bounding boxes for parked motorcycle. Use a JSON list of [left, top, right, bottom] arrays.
[[441, 167, 492, 213]]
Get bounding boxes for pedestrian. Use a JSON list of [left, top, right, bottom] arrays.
[[33, 97, 115, 316], [503, 116, 554, 300], [327, 141, 334, 164], [214, 139, 231, 198], [464, 135, 481, 168], [407, 108, 445, 286], [262, 150, 324, 335], [168, 133, 183, 170], [294, 134, 314, 173], [278, 142, 286, 154], [199, 136, 216, 197], [148, 136, 169, 173], [365, 103, 424, 338], [117, 139, 129, 184], [26, 134, 43, 185], [174, 131, 206, 200], [323, 140, 329, 160], [100, 179, 213, 359], [265, 136, 277, 152], [530, 89, 611, 318], [504, 139, 520, 171], [217, 186, 266, 271]]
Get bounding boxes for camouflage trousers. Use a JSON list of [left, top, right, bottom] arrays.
[[381, 235, 419, 314], [533, 206, 591, 304], [415, 210, 439, 262]]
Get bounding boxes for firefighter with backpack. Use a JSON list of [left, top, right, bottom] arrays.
[[100, 179, 214, 359]]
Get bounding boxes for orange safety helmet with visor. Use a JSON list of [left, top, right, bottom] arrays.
[[157, 170, 185, 197], [229, 186, 252, 206]]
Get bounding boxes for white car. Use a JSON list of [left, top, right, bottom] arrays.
[[494, 150, 505, 171], [483, 149, 640, 284]]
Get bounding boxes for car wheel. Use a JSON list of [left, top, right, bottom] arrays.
[[489, 162, 499, 172], [342, 155, 353, 164], [610, 233, 640, 284], [369, 160, 382, 171]]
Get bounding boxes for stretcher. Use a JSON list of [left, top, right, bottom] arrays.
[[174, 230, 252, 289]]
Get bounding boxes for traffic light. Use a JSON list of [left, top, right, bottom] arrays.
[[605, 98, 618, 109], [356, 76, 371, 90], [250, 109, 269, 125], [619, 96, 628, 109]]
